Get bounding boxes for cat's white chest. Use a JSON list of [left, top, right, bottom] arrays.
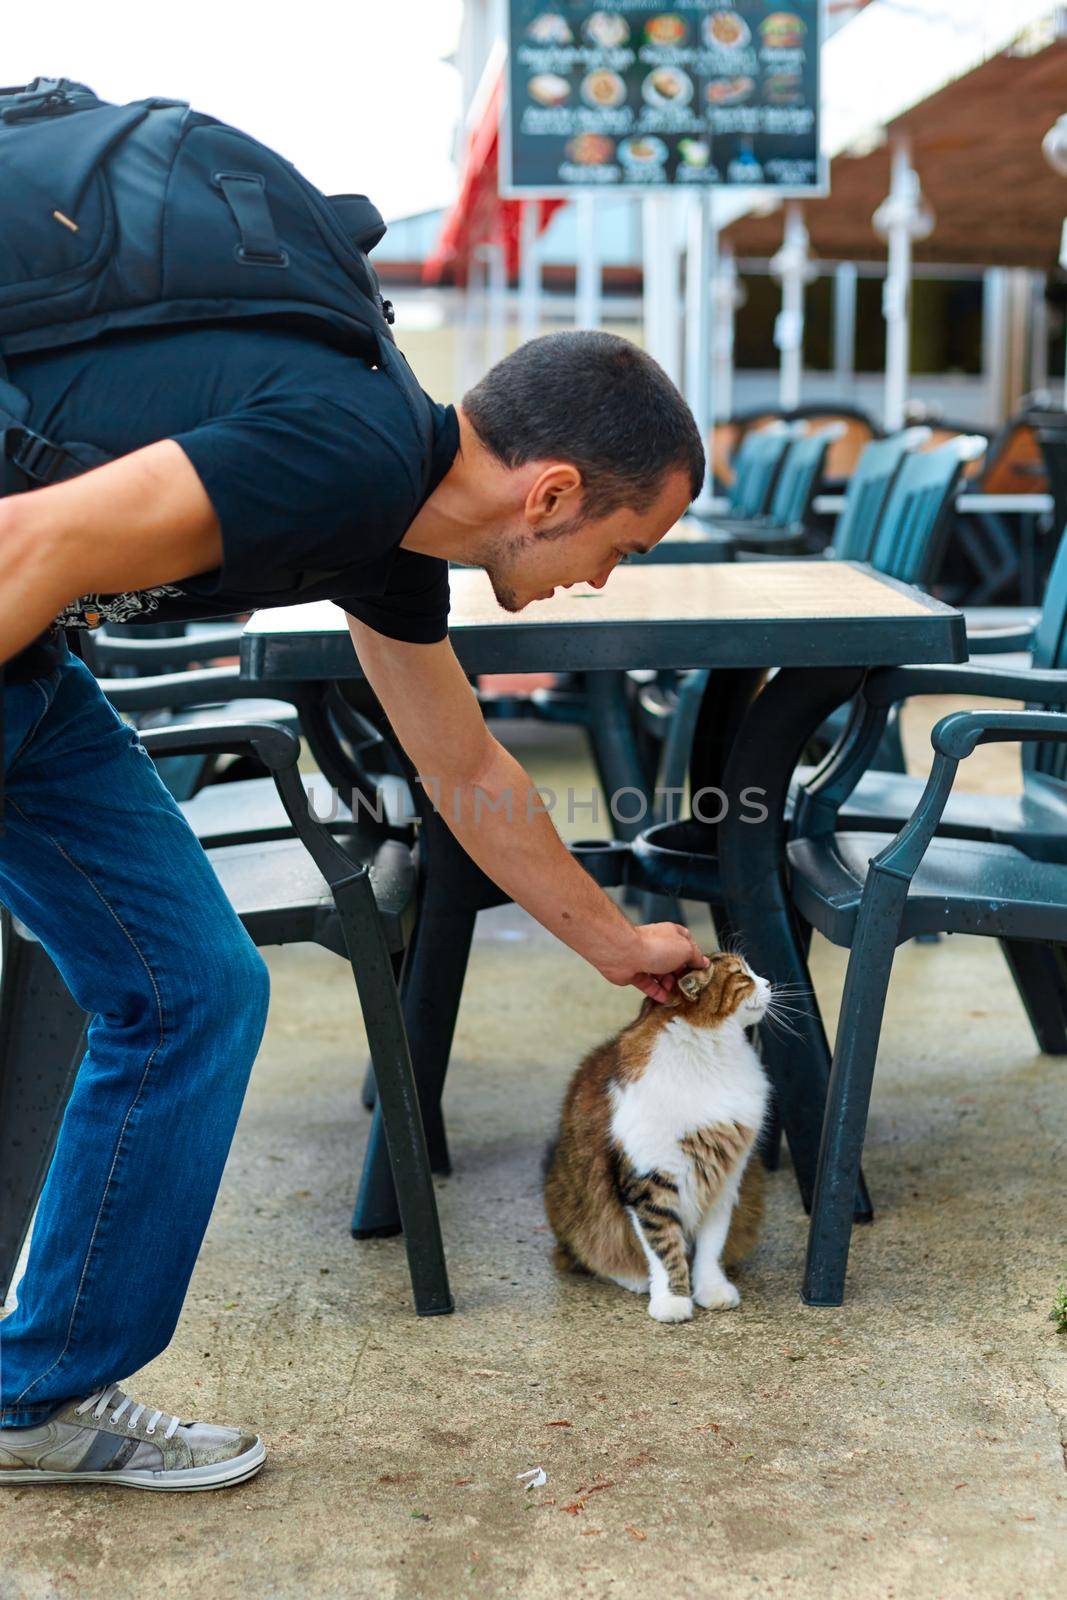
[[609, 1019, 768, 1227]]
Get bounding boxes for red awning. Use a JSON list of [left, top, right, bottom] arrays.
[[423, 60, 563, 286]]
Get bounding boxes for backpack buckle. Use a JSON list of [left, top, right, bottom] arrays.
[[8, 427, 69, 483], [0, 85, 77, 123]]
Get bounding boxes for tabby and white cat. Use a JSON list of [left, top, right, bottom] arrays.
[[544, 952, 771, 1323]]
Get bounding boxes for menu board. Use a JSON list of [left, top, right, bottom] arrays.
[[503, 2, 824, 194]]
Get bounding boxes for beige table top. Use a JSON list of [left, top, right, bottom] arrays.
[[442, 561, 938, 627], [242, 561, 965, 681]]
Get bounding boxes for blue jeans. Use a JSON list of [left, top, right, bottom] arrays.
[[0, 647, 269, 1426]]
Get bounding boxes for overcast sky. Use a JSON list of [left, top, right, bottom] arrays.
[[5, 0, 465, 220]]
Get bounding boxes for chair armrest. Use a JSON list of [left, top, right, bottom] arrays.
[[966, 601, 1036, 646], [791, 674, 1067, 843], [931, 708, 1067, 759], [869, 707, 1067, 883], [138, 720, 361, 886], [791, 693, 892, 841], [865, 661, 1067, 708], [88, 627, 245, 670], [965, 627, 1035, 655], [138, 720, 300, 772], [101, 665, 239, 711], [100, 666, 306, 713]]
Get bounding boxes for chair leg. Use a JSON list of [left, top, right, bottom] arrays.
[[642, 669, 710, 924], [802, 870, 903, 1307], [873, 707, 907, 774], [998, 939, 1067, 1056], [758, 1094, 782, 1171], [584, 671, 653, 845], [333, 873, 453, 1316], [0, 920, 88, 1301]]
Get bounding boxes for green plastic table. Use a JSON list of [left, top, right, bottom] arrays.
[[241, 562, 965, 1239]]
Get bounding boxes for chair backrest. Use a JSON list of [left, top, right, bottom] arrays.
[[916, 422, 990, 480], [829, 429, 928, 562], [1037, 429, 1067, 540], [978, 417, 1049, 495], [728, 426, 792, 516], [1025, 521, 1067, 782], [867, 436, 985, 584], [714, 408, 786, 490], [785, 404, 883, 482], [767, 430, 833, 528]]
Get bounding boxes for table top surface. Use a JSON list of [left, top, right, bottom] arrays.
[[242, 560, 965, 682]]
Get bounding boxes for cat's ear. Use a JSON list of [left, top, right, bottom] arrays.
[[678, 969, 708, 1002]]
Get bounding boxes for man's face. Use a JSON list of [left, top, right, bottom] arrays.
[[482, 466, 694, 613]]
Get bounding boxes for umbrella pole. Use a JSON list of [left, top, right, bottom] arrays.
[[772, 202, 811, 412], [874, 137, 933, 433], [686, 189, 718, 515], [713, 244, 739, 432], [575, 194, 601, 331], [485, 237, 508, 369], [642, 192, 682, 387], [518, 200, 541, 345], [833, 262, 858, 401]]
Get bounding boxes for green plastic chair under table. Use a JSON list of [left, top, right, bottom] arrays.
[[788, 690, 1067, 1306]]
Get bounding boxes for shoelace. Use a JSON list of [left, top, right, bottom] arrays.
[[75, 1384, 181, 1441]]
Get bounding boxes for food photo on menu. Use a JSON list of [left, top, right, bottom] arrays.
[[509, 2, 820, 192]]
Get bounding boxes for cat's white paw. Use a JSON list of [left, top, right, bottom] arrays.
[[648, 1293, 694, 1323], [693, 1276, 740, 1311]]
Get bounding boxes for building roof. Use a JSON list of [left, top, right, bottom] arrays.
[[721, 33, 1067, 267]]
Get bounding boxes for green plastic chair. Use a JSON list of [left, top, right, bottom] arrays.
[[788, 692, 1067, 1305], [793, 521, 1067, 1053], [724, 425, 794, 518], [708, 429, 835, 554]]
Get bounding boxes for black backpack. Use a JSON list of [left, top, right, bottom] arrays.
[[0, 77, 434, 492]]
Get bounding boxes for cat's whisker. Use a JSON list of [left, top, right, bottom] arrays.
[[763, 1009, 811, 1032], [760, 1012, 802, 1041], [715, 933, 750, 963]]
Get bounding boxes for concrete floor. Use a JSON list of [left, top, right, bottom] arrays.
[[2, 712, 1065, 1599]]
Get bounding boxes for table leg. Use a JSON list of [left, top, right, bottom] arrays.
[[584, 671, 654, 844], [352, 794, 506, 1236], [709, 665, 873, 1219]]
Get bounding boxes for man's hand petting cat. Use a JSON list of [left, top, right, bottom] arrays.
[[605, 923, 709, 1003]]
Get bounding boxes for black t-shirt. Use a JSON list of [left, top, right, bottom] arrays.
[[7, 323, 459, 678]]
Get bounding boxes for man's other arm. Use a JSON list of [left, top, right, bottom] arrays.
[[347, 618, 705, 1001], [0, 441, 221, 662]]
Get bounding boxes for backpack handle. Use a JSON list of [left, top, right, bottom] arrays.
[[328, 194, 387, 255], [0, 78, 92, 122]]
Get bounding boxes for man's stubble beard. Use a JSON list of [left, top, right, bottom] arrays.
[[478, 514, 589, 614]]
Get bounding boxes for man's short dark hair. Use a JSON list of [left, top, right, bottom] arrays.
[[461, 331, 705, 518]]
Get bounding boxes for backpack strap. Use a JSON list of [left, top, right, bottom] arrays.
[[375, 343, 437, 501], [0, 365, 101, 490], [0, 371, 31, 495]]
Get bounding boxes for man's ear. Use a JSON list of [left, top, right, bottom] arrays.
[[525, 462, 583, 528]]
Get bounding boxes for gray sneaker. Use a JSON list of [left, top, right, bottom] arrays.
[[0, 1384, 265, 1491]]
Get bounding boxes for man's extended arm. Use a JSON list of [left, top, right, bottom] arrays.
[[347, 619, 705, 1001], [0, 441, 221, 662]]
